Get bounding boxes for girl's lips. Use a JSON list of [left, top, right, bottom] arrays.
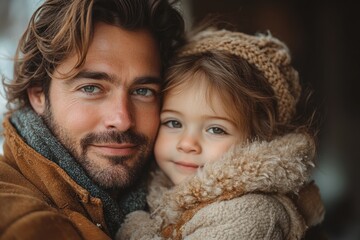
[[173, 161, 200, 169]]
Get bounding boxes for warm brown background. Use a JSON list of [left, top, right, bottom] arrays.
[[182, 0, 360, 239], [1, 0, 359, 239]]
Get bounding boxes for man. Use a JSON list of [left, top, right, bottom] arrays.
[[0, 0, 184, 239]]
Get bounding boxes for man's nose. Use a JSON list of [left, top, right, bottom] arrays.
[[176, 131, 202, 154], [104, 93, 133, 131]]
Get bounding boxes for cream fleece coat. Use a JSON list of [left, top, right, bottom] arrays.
[[117, 133, 325, 240]]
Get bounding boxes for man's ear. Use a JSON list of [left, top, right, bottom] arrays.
[[27, 87, 46, 114]]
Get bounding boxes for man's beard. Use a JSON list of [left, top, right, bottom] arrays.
[[41, 103, 153, 190]]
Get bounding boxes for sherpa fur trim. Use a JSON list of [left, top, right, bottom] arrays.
[[148, 133, 315, 225]]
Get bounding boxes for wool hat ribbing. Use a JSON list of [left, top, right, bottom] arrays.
[[179, 29, 301, 124]]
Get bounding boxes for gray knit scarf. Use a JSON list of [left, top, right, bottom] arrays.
[[10, 107, 148, 238]]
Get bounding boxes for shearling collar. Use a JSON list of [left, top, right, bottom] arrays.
[[147, 133, 316, 225]]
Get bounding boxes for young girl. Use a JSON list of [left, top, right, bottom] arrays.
[[117, 29, 325, 239]]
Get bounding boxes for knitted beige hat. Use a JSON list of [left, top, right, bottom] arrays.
[[179, 29, 301, 124]]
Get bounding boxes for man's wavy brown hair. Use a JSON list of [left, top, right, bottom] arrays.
[[2, 0, 185, 110]]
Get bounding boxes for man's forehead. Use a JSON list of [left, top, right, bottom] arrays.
[[52, 23, 161, 83]]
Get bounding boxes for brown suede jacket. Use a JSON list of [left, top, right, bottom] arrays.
[[0, 116, 111, 240]]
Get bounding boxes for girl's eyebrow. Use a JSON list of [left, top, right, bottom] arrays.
[[202, 115, 237, 126], [67, 70, 162, 85], [161, 110, 236, 125], [161, 109, 179, 113]]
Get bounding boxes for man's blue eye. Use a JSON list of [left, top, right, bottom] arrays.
[[82, 85, 100, 93], [133, 88, 154, 96]]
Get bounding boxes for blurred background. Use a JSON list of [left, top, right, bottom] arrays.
[[0, 0, 359, 239]]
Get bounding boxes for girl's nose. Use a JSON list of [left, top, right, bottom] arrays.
[[176, 132, 201, 154]]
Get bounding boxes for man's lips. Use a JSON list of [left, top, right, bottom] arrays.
[[89, 143, 138, 156]]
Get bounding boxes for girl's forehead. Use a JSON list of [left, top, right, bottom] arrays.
[[165, 71, 210, 93], [164, 78, 232, 114], [163, 71, 247, 137]]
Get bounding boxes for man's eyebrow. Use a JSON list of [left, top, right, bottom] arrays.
[[68, 70, 161, 85], [133, 76, 162, 85], [68, 70, 115, 84]]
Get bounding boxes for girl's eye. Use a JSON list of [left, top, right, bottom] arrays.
[[207, 127, 227, 135], [81, 85, 101, 94], [132, 88, 154, 97], [163, 120, 182, 128]]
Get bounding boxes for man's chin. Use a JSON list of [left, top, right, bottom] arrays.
[[90, 165, 133, 189], [80, 154, 146, 189]]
